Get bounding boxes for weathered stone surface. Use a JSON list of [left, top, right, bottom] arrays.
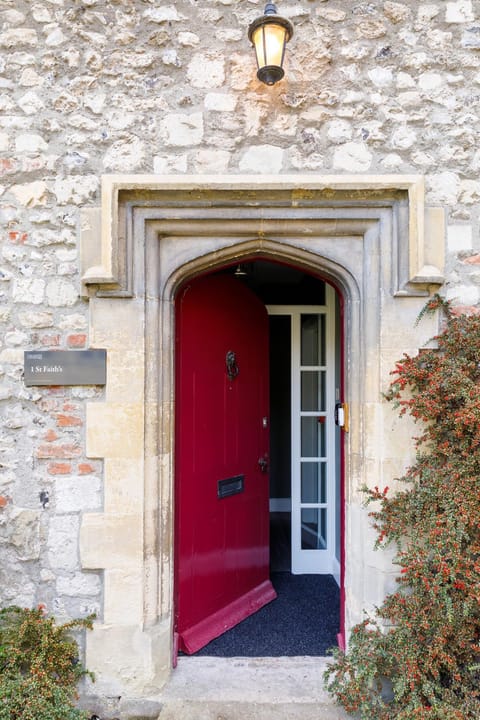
[[0, 0, 479, 714]]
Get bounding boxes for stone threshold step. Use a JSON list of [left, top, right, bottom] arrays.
[[157, 699, 351, 719], [156, 656, 354, 719]]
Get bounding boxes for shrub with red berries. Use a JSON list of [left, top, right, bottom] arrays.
[[0, 605, 94, 720], [324, 296, 480, 719]]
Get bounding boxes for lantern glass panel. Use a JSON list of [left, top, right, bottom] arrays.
[[252, 23, 287, 69]]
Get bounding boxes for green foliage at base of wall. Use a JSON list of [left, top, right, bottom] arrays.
[[325, 297, 480, 720], [0, 605, 94, 720]]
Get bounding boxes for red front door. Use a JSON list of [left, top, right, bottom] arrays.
[[175, 272, 276, 654]]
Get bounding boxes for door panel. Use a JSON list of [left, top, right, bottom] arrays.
[[175, 273, 276, 655], [268, 286, 337, 575]]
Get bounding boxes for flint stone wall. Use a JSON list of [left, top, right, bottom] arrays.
[[0, 0, 479, 711]]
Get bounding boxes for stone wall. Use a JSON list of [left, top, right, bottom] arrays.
[[0, 0, 479, 709]]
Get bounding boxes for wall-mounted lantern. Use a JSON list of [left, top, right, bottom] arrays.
[[248, 3, 294, 86]]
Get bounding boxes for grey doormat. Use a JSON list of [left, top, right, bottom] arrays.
[[191, 572, 340, 657]]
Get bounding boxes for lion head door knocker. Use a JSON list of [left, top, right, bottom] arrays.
[[225, 350, 239, 382]]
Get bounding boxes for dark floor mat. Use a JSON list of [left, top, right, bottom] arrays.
[[191, 572, 340, 657]]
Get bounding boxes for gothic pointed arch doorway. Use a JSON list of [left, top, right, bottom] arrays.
[[174, 259, 345, 657], [79, 176, 442, 697]]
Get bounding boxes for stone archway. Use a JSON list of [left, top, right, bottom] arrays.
[[78, 175, 444, 700]]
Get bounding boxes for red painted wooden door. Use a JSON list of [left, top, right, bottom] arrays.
[[175, 273, 276, 655]]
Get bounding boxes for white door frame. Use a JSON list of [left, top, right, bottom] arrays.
[[268, 284, 338, 577]]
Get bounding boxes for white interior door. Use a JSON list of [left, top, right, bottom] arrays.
[[268, 284, 337, 575]]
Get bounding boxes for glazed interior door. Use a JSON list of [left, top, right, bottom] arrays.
[[268, 284, 337, 576], [292, 285, 336, 574], [175, 273, 276, 655]]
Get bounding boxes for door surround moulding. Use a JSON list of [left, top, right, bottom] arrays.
[[78, 174, 445, 698], [81, 174, 444, 299]]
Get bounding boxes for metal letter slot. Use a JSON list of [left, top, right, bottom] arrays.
[[218, 474, 244, 499]]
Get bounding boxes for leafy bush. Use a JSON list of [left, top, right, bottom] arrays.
[[0, 605, 94, 720], [324, 297, 480, 719]]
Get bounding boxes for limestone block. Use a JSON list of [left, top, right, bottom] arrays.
[[4, 330, 28, 346], [446, 1, 474, 23], [427, 171, 460, 204], [446, 283, 480, 306], [0, 28, 37, 47], [316, 8, 346, 22], [384, 2, 411, 24], [80, 512, 142, 570], [362, 402, 384, 462], [15, 133, 48, 152], [187, 54, 224, 88], [52, 175, 99, 205], [143, 6, 181, 23], [419, 71, 443, 90], [391, 126, 417, 150], [45, 278, 78, 307], [17, 91, 44, 115], [0, 348, 23, 364], [105, 349, 144, 403], [0, 507, 40, 560], [178, 31, 200, 46], [104, 568, 144, 625], [153, 154, 188, 174], [333, 142, 372, 172], [85, 624, 163, 696], [48, 515, 80, 571], [103, 457, 144, 514], [462, 26, 480, 49], [86, 402, 144, 459], [239, 145, 284, 174], [45, 27, 66, 47], [56, 572, 101, 597], [55, 475, 101, 513], [19, 68, 44, 87], [103, 136, 146, 173], [418, 5, 440, 22], [448, 224, 472, 252], [363, 566, 399, 612], [9, 181, 47, 206], [193, 149, 231, 174], [12, 277, 44, 304], [459, 179, 480, 204], [204, 93, 236, 112], [425, 206, 445, 276], [58, 313, 88, 331], [161, 112, 204, 147], [368, 67, 393, 87], [326, 120, 352, 144]]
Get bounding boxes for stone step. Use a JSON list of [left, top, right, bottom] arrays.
[[156, 656, 354, 720]]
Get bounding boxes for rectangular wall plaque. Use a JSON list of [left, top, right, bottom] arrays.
[[24, 350, 106, 387]]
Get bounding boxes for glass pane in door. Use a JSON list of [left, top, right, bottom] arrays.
[[301, 508, 327, 549], [301, 417, 325, 457], [301, 462, 326, 503], [301, 371, 326, 412], [301, 314, 326, 366]]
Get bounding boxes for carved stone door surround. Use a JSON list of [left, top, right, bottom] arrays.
[[78, 175, 444, 697]]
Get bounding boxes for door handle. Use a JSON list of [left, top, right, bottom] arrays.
[[258, 455, 269, 473]]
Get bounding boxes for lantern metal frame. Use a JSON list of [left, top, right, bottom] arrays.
[[248, 3, 294, 86]]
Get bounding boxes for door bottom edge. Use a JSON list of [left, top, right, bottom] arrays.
[[178, 579, 277, 655]]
